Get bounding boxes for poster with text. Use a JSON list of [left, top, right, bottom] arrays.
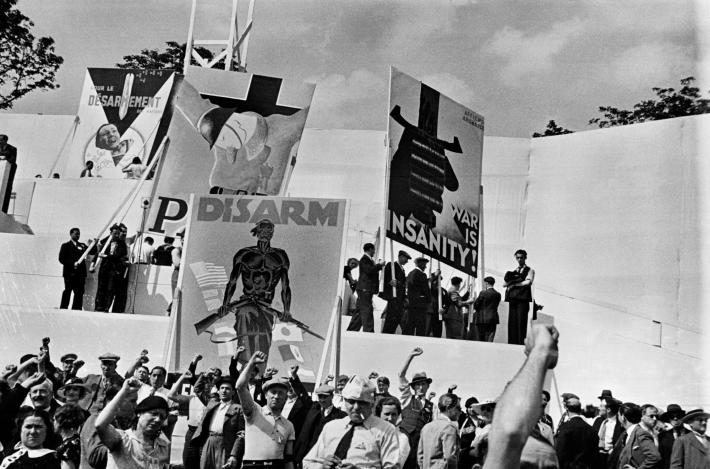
[[148, 67, 315, 238], [177, 195, 345, 380], [386, 67, 484, 277], [65, 68, 176, 179]]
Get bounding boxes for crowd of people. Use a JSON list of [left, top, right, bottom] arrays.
[[58, 223, 183, 313], [0, 326, 705, 469], [345, 244, 537, 345]]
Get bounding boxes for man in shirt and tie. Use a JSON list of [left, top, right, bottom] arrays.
[[669, 408, 710, 469], [191, 375, 244, 469], [503, 249, 535, 345], [592, 395, 623, 468], [81, 353, 125, 415], [380, 250, 411, 334], [398, 347, 433, 469], [417, 393, 461, 468], [237, 351, 295, 469], [304, 375, 401, 469], [58, 227, 89, 310]]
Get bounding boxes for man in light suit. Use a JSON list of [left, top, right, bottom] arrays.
[[669, 409, 710, 469], [380, 250, 410, 334], [347, 242, 385, 332], [58, 227, 89, 310], [615, 402, 661, 469]]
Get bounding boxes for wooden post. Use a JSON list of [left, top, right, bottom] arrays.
[[389, 239, 396, 298], [437, 259, 443, 322]]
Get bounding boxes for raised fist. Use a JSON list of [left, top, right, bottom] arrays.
[[251, 351, 267, 364], [411, 347, 423, 357], [289, 365, 299, 376], [524, 324, 559, 370], [124, 378, 143, 393]]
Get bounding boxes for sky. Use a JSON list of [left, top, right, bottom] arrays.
[[7, 0, 702, 137]]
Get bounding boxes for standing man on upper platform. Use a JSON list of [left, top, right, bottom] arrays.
[[504, 249, 535, 345], [0, 134, 17, 213], [347, 243, 385, 333], [58, 227, 88, 310]]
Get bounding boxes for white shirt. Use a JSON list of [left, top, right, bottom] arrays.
[[282, 398, 297, 419], [209, 402, 231, 433], [602, 415, 617, 450], [304, 415, 401, 469]]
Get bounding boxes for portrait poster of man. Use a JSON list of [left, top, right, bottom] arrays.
[[64, 68, 176, 178], [386, 67, 484, 277], [147, 67, 315, 238], [176, 194, 346, 378]]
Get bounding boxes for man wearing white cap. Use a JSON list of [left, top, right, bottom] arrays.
[[304, 375, 401, 468]]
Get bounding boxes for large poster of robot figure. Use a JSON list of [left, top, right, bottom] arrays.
[[177, 195, 346, 380], [386, 67, 484, 277], [147, 67, 315, 238]]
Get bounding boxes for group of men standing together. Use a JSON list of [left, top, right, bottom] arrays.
[[346, 243, 535, 345]]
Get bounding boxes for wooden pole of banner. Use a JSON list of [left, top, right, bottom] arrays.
[[479, 185, 485, 289], [437, 259, 443, 323], [389, 239, 396, 298], [46, 115, 80, 178]]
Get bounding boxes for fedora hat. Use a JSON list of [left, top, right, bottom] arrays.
[[597, 390, 613, 400], [409, 372, 432, 387], [660, 404, 686, 422], [681, 409, 710, 423]]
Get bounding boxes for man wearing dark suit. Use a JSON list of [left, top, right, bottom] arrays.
[[191, 377, 245, 469], [284, 365, 313, 438], [657, 404, 688, 469], [503, 249, 535, 345], [59, 227, 89, 310], [472, 276, 501, 342], [91, 223, 129, 312], [669, 408, 710, 469], [81, 353, 125, 415], [294, 384, 347, 464], [380, 250, 410, 334], [593, 396, 624, 469], [0, 134, 17, 213], [347, 242, 384, 332], [405, 257, 431, 336], [616, 402, 661, 469], [556, 397, 599, 469]]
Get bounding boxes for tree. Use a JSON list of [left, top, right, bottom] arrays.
[[116, 41, 223, 74], [0, 0, 63, 110], [589, 77, 710, 128], [532, 120, 574, 138]]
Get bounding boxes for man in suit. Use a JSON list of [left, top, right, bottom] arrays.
[[91, 223, 129, 312], [669, 408, 710, 469], [59, 227, 89, 310], [503, 249, 535, 345], [81, 353, 125, 415], [191, 376, 245, 469], [658, 404, 688, 469], [405, 257, 431, 336], [380, 250, 410, 334], [556, 397, 599, 469], [283, 365, 313, 438], [616, 402, 661, 469], [347, 242, 385, 332], [0, 134, 17, 213], [472, 276, 501, 342], [592, 395, 624, 469], [294, 384, 347, 464]]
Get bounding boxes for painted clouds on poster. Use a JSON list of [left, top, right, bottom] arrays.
[[177, 195, 345, 379], [386, 67, 484, 276]]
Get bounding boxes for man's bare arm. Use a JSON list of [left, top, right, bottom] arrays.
[[484, 324, 559, 469], [398, 347, 423, 387], [236, 351, 266, 421]]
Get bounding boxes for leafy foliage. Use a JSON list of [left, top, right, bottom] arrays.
[[532, 120, 574, 138], [0, 0, 63, 110], [116, 41, 223, 74]]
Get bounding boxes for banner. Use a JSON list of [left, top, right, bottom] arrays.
[[66, 69, 176, 178], [386, 68, 484, 276], [176, 195, 346, 379], [148, 67, 315, 238]]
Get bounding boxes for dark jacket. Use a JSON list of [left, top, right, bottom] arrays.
[[592, 415, 625, 449], [356, 254, 382, 292], [59, 240, 88, 278], [295, 404, 348, 461], [81, 373, 125, 415], [659, 427, 688, 469], [191, 401, 245, 460], [669, 431, 710, 469], [286, 373, 313, 436], [473, 287, 501, 325], [556, 416, 599, 469], [406, 268, 431, 310], [379, 261, 406, 301]]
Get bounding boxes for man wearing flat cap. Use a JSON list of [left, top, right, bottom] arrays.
[[295, 384, 347, 463], [192, 375, 245, 469], [658, 404, 688, 468], [237, 351, 295, 469], [380, 250, 410, 334], [398, 347, 433, 469], [81, 353, 124, 415], [96, 378, 171, 468], [669, 409, 710, 469], [304, 375, 400, 469], [405, 257, 431, 336], [51, 353, 82, 387]]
